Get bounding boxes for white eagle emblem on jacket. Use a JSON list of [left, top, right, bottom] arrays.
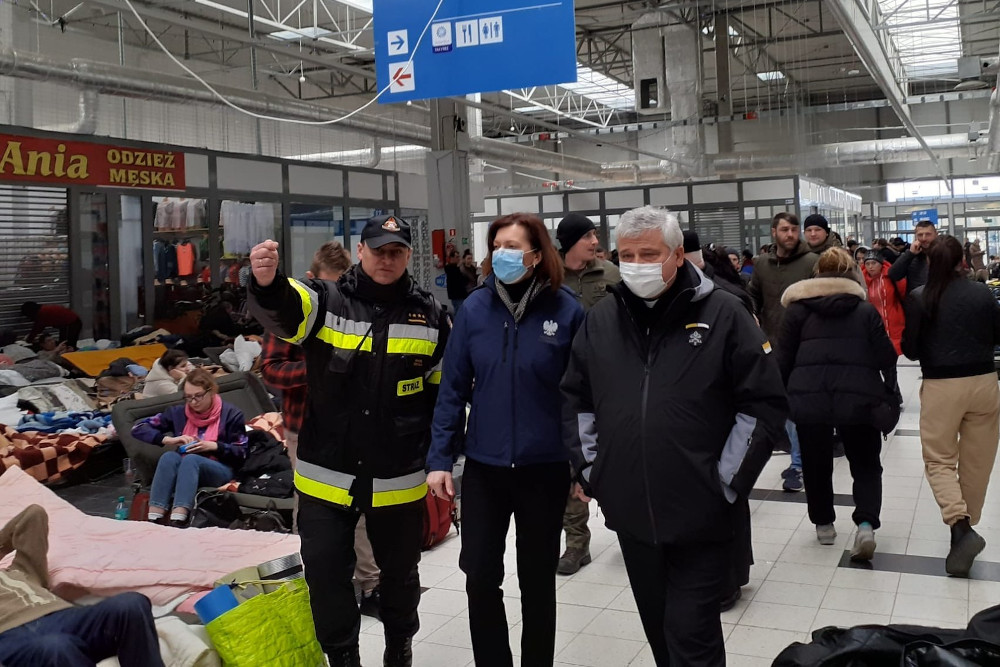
[[543, 320, 558, 337]]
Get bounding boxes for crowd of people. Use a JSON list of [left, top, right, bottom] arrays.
[[27, 205, 992, 667]]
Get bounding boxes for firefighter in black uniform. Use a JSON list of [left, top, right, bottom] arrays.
[[246, 215, 449, 667]]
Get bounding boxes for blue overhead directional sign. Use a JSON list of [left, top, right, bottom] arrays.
[[911, 209, 939, 225], [373, 0, 578, 103]]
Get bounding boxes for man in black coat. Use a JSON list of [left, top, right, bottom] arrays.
[[888, 221, 937, 294], [562, 206, 788, 666]]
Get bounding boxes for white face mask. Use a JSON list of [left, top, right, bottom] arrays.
[[620, 261, 670, 299]]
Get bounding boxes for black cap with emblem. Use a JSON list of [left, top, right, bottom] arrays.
[[361, 214, 412, 249]]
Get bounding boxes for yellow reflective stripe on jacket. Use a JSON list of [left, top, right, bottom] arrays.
[[315, 312, 374, 353], [294, 461, 355, 506], [371, 470, 428, 508], [425, 360, 443, 385], [279, 278, 319, 344], [386, 323, 439, 356]]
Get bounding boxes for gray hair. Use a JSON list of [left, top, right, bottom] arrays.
[[616, 206, 683, 251]]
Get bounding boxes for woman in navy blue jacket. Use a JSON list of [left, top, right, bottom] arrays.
[[428, 213, 584, 667], [132, 368, 248, 526]]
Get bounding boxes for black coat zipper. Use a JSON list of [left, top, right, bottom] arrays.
[[615, 291, 659, 543], [613, 284, 698, 544]]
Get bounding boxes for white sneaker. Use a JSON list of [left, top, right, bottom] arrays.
[[816, 523, 837, 545], [851, 523, 877, 561]]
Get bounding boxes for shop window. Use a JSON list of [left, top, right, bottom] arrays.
[[218, 201, 282, 295], [152, 196, 210, 326], [289, 203, 346, 278]]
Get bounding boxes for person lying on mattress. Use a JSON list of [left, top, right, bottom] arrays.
[[0, 504, 164, 667], [132, 368, 248, 527]]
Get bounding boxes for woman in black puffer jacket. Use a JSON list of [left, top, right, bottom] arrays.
[[778, 248, 899, 561]]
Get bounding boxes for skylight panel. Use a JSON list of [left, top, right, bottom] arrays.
[[876, 0, 961, 78], [561, 65, 634, 110]]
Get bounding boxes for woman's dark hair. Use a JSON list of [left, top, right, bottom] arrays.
[[923, 236, 965, 320], [704, 246, 743, 286], [159, 348, 189, 372], [482, 213, 564, 290], [183, 368, 218, 394]]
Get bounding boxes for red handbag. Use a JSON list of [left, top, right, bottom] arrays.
[[421, 490, 457, 550]]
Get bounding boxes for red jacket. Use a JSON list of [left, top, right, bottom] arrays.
[[861, 261, 906, 355]]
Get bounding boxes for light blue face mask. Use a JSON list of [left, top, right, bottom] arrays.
[[492, 248, 535, 284]]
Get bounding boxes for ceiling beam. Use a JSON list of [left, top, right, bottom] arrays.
[[83, 0, 377, 82], [825, 0, 953, 189]]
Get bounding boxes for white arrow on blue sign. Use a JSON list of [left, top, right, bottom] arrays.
[[387, 29, 409, 56]]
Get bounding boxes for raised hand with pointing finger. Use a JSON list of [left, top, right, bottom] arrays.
[[249, 240, 280, 287]]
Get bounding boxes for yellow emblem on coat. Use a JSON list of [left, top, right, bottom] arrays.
[[397, 377, 424, 396]]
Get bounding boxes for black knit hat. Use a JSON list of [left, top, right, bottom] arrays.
[[556, 213, 596, 253], [682, 230, 701, 253], [863, 248, 883, 264], [803, 214, 830, 233]]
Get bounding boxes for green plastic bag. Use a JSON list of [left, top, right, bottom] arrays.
[[206, 578, 325, 667]]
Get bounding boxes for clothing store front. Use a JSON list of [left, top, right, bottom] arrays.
[[0, 126, 399, 343]]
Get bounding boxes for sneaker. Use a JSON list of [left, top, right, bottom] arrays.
[[383, 637, 412, 667], [851, 522, 877, 561], [816, 523, 837, 545], [781, 466, 803, 492], [557, 547, 592, 575], [946, 519, 987, 577], [359, 587, 381, 620]]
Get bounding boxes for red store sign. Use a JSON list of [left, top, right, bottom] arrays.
[[0, 134, 185, 190]]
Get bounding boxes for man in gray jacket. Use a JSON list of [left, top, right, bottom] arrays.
[[748, 212, 818, 492]]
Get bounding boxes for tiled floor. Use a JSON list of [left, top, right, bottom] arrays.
[[54, 363, 1000, 665], [369, 363, 1000, 666]]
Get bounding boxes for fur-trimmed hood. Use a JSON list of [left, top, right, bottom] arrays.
[[781, 276, 867, 308]]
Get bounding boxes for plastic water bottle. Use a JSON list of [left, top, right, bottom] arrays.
[[114, 496, 128, 521]]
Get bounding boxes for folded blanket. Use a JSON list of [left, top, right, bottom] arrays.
[[0, 467, 301, 605], [13, 359, 66, 382], [0, 370, 28, 387], [0, 424, 104, 483], [17, 410, 112, 434], [17, 381, 96, 413]]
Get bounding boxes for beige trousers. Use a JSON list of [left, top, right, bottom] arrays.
[[920, 373, 1000, 526], [286, 430, 380, 592]]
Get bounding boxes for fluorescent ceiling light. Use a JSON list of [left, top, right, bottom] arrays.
[[514, 106, 544, 113], [268, 27, 332, 40], [757, 71, 785, 81]]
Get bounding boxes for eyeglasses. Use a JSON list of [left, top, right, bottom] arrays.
[[184, 392, 208, 403]]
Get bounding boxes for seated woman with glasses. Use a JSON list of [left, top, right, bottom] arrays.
[[131, 368, 248, 527]]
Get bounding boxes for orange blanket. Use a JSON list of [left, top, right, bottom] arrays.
[[62, 344, 168, 377]]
